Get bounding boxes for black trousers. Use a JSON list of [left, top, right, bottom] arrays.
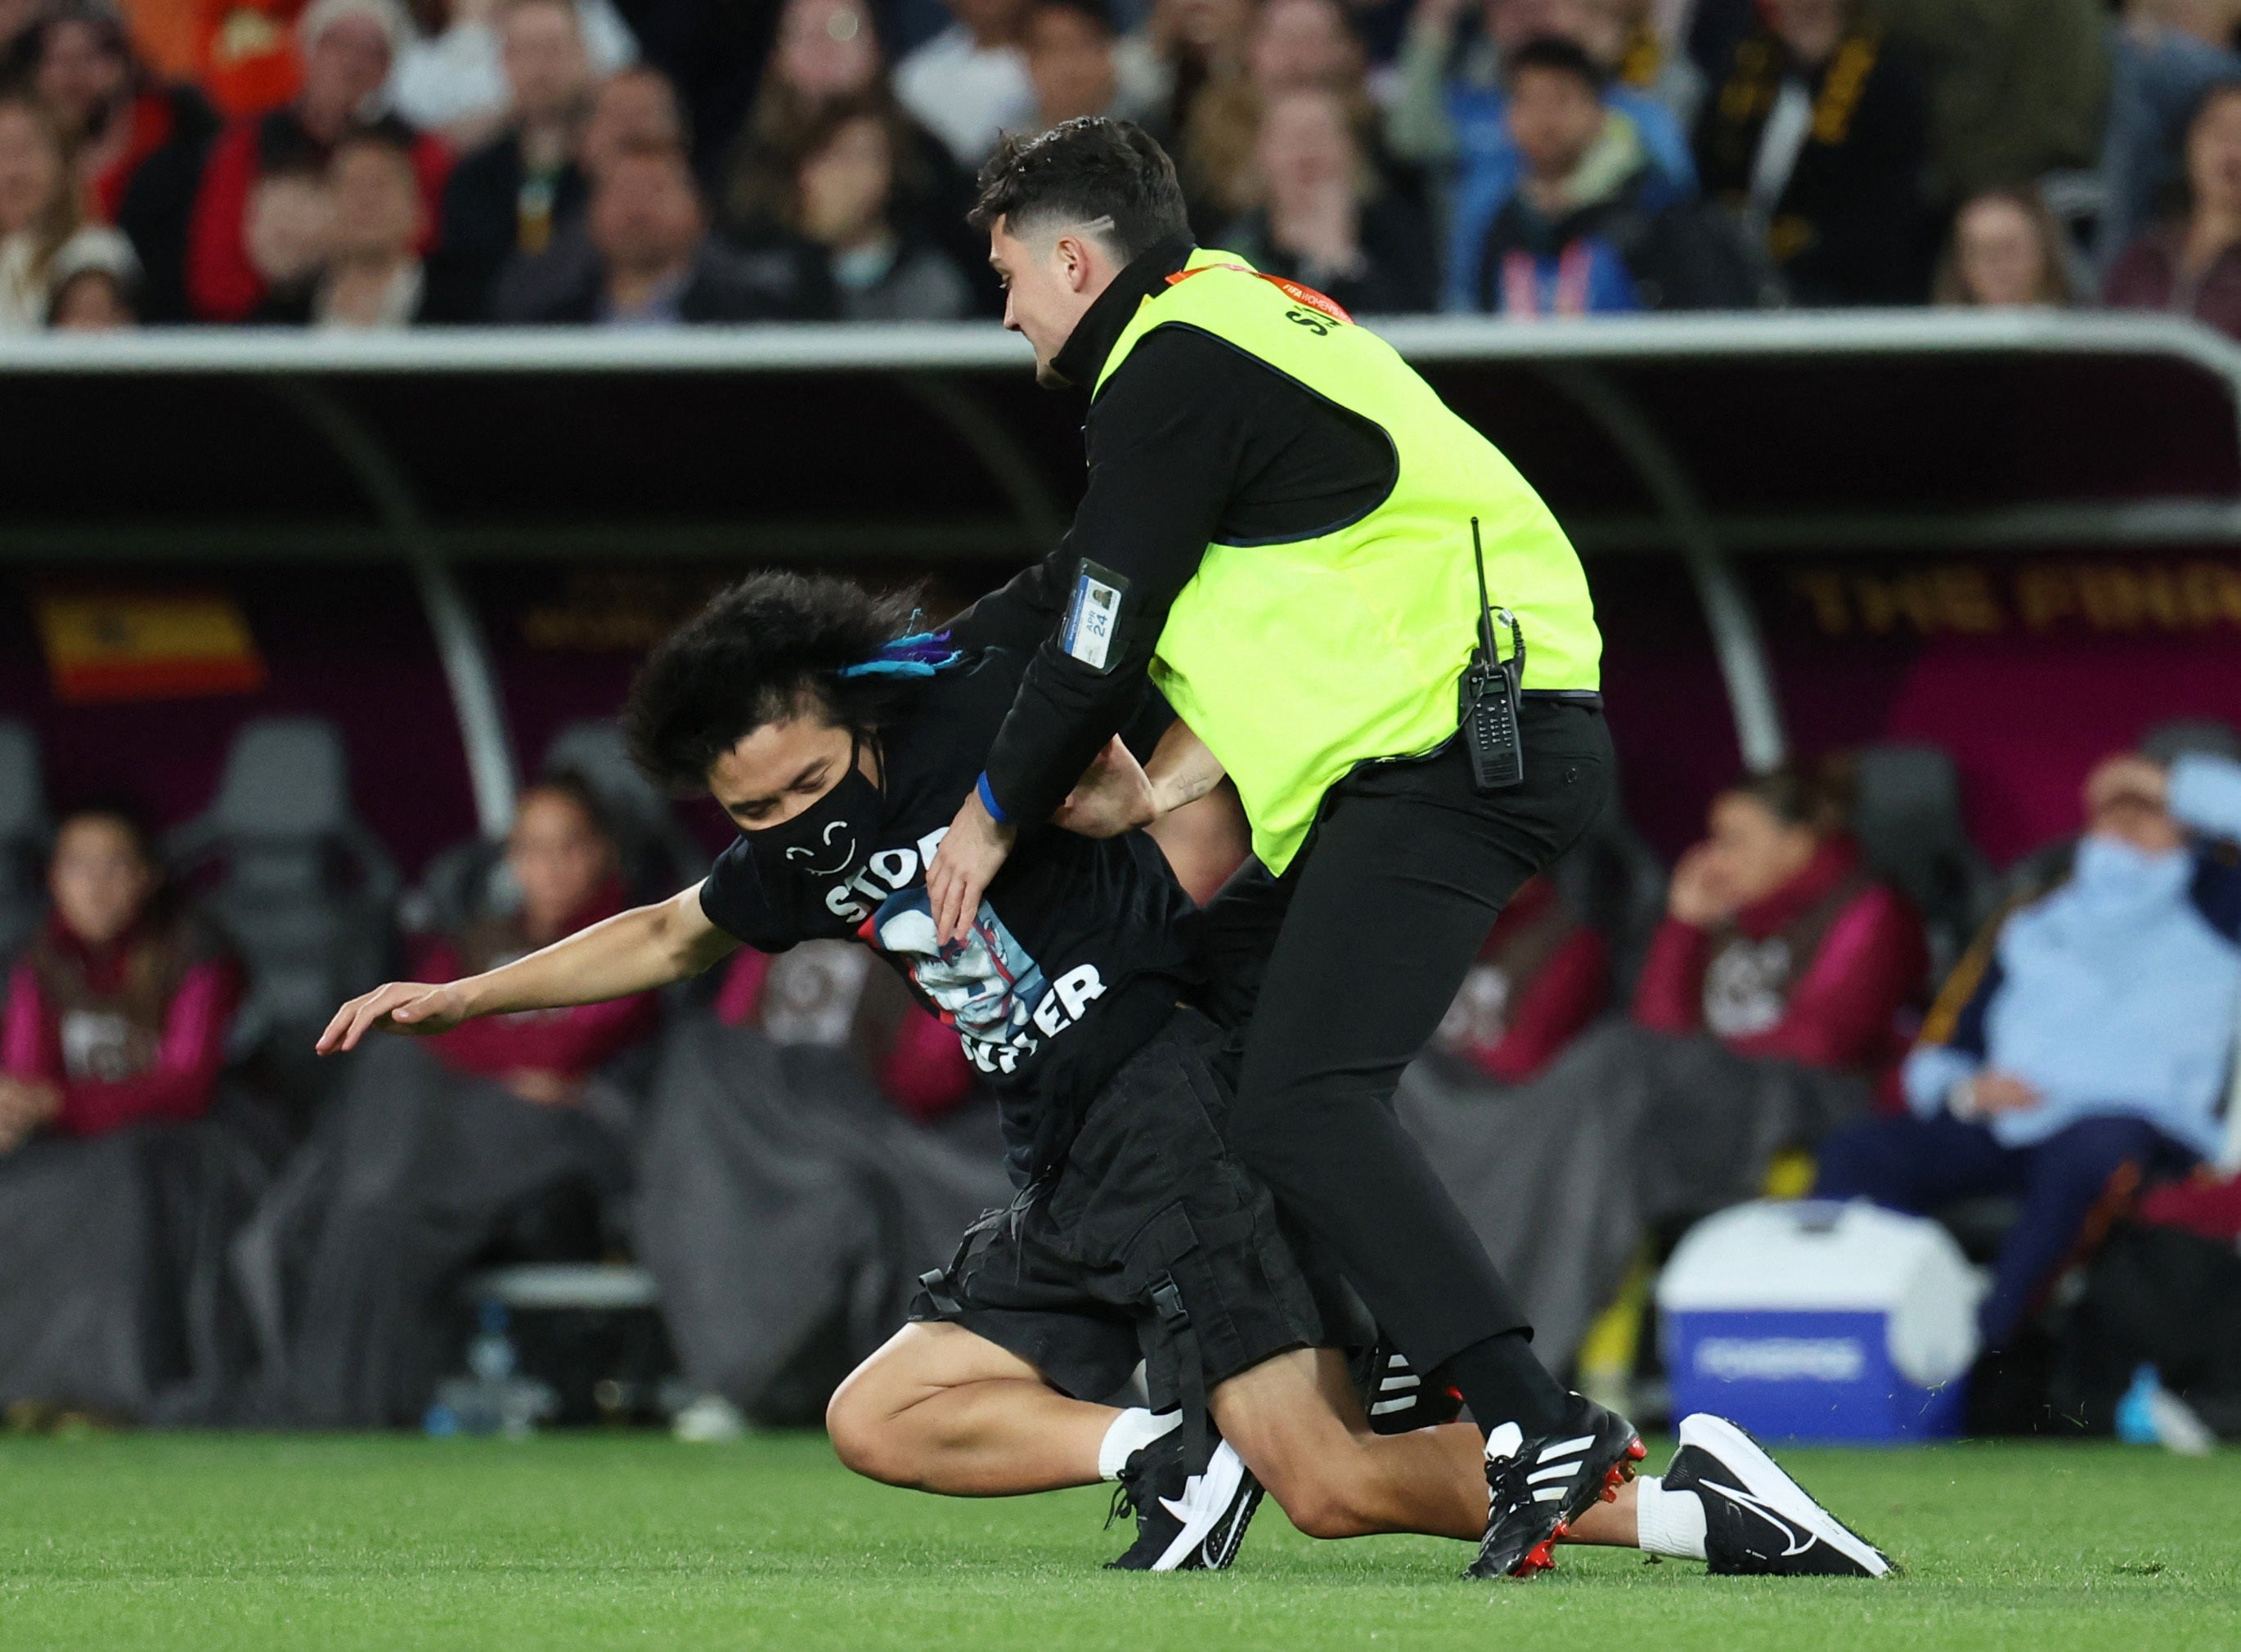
[[1205, 700, 1614, 1371]]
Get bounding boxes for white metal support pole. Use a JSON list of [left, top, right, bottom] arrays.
[[1542, 361, 1790, 773], [272, 375, 520, 837], [900, 373, 1068, 550]]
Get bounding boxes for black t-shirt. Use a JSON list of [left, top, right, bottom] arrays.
[[698, 650, 1201, 1183]]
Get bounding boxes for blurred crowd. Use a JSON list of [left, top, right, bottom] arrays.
[[0, 713, 1242, 1430], [6, 702, 2241, 1439], [4, 0, 2241, 333]]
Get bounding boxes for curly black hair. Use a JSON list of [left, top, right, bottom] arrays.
[[622, 572, 924, 792]]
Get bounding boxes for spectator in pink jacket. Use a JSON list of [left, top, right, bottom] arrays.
[[0, 802, 263, 1425], [418, 776, 658, 1102], [1429, 874, 1610, 1087], [1632, 765, 1927, 1094], [1398, 760, 1930, 1374], [1, 804, 240, 1147]]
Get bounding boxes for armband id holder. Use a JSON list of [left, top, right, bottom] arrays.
[[1457, 516, 1526, 792]]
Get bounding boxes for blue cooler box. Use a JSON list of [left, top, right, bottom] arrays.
[[1657, 1201, 1980, 1443]]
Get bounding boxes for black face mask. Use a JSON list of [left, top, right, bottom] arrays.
[[742, 742, 884, 891]]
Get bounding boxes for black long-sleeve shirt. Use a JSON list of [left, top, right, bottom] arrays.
[[951, 236, 1398, 828]]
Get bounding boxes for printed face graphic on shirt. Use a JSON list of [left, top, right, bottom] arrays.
[[865, 887, 1107, 1077], [870, 892, 1047, 1048]]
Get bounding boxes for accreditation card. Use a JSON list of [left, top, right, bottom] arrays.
[[1061, 559, 1129, 673]]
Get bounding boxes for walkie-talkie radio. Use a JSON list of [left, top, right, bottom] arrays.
[[1457, 516, 1526, 792]]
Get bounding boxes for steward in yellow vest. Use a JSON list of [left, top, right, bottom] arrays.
[[927, 118, 1638, 1581], [1105, 245, 1601, 873]]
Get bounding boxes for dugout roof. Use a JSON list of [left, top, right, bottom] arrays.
[[6, 309, 2239, 831]]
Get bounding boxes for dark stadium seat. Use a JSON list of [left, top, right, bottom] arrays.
[[1851, 743, 1998, 983], [1549, 791, 1668, 1002], [405, 722, 707, 941], [167, 719, 399, 1094], [1990, 720, 2241, 914], [2143, 719, 2241, 767], [0, 721, 49, 958], [402, 833, 508, 941]]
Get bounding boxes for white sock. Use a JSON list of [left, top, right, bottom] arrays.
[[1632, 1475, 1709, 1560], [1097, 1407, 1180, 1481]]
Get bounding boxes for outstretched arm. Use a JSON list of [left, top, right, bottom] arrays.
[[316, 882, 741, 1054]]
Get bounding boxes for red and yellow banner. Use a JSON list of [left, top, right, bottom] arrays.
[[35, 590, 266, 704]]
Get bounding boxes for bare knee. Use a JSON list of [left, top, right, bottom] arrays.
[[826, 1363, 918, 1485], [1245, 1440, 1376, 1538], [1213, 1349, 1380, 1539], [824, 1371, 887, 1479], [1265, 1469, 1370, 1540]]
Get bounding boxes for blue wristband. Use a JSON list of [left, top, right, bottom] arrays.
[[976, 771, 1013, 826]]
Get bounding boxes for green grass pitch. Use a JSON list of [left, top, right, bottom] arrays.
[[0, 1431, 2233, 1651]]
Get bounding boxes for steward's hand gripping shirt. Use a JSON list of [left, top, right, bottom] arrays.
[[953, 236, 1600, 875], [697, 650, 1201, 1184]]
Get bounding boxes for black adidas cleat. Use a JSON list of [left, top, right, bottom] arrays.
[[1664, 1413, 1893, 1578], [1106, 1432, 1264, 1573], [1467, 1393, 1646, 1580], [1360, 1337, 1466, 1436]]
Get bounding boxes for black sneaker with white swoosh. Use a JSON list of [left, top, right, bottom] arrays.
[[1106, 1433, 1264, 1573], [1663, 1412, 1894, 1578]]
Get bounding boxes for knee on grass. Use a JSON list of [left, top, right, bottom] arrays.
[[1255, 1461, 1379, 1540]]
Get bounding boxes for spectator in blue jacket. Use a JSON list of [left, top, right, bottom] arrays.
[[2098, 1, 2241, 274], [1478, 34, 1646, 315], [1476, 34, 1772, 315], [1385, 0, 1697, 310], [1814, 746, 2241, 1351]]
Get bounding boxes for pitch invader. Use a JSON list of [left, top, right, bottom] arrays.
[[319, 573, 1888, 1581]]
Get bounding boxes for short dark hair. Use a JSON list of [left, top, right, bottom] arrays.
[[624, 572, 924, 792], [968, 118, 1188, 263], [786, 94, 911, 220], [34, 3, 137, 73], [1505, 35, 1608, 96]]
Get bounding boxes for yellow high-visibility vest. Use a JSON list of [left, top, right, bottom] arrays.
[[1095, 249, 1602, 873]]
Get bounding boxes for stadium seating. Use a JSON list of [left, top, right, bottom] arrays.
[[541, 721, 710, 901], [2144, 720, 2241, 766], [1850, 744, 1998, 982], [1549, 790, 1668, 1001], [407, 721, 709, 941], [166, 719, 400, 1099], [0, 721, 48, 959]]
